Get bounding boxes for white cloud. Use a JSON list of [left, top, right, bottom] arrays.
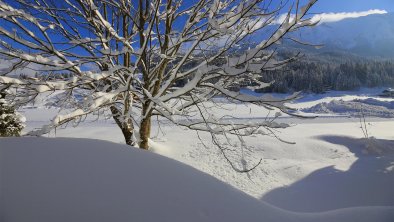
[[310, 9, 388, 24], [274, 9, 388, 25]]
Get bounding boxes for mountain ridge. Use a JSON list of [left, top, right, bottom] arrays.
[[288, 12, 394, 58]]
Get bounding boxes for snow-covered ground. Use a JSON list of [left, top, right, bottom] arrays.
[[2, 137, 393, 222], [290, 87, 394, 109], [2, 88, 394, 221], [301, 98, 394, 118]]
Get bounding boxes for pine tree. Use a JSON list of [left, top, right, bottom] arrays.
[[0, 90, 25, 137]]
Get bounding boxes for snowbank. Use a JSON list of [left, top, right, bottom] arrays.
[[302, 99, 394, 118], [1, 137, 393, 222]]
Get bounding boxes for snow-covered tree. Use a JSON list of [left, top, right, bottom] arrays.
[[0, 0, 317, 171], [0, 89, 25, 136]]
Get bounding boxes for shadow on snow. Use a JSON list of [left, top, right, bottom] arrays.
[[260, 135, 394, 212]]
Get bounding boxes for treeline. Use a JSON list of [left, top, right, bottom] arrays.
[[256, 60, 394, 93]]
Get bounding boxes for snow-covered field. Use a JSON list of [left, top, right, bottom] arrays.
[[2, 138, 393, 222], [2, 88, 394, 221]]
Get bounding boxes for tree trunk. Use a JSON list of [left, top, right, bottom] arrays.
[[110, 106, 135, 146], [121, 125, 135, 146], [139, 115, 151, 150]]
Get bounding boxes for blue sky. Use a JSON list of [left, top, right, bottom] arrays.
[[310, 0, 394, 13]]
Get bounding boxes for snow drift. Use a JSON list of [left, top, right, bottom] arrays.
[[0, 137, 393, 222], [302, 98, 394, 118]]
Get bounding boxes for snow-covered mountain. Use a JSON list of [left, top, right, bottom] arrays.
[[290, 12, 394, 58], [249, 12, 394, 58]]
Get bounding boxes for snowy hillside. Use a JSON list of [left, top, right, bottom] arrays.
[[290, 13, 394, 58], [1, 137, 393, 222], [250, 12, 394, 58]]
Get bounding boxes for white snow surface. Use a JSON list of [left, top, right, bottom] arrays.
[[5, 88, 394, 220], [1, 137, 393, 222], [301, 98, 394, 118], [289, 87, 394, 109]]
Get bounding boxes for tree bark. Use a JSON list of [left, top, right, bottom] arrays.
[[110, 106, 135, 146], [139, 103, 151, 150], [121, 124, 135, 146]]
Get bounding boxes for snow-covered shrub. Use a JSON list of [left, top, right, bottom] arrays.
[[0, 93, 25, 137]]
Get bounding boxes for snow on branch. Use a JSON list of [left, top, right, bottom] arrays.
[[0, 0, 318, 170]]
